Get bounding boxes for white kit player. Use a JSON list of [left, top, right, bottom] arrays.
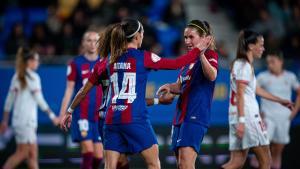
[[222, 30, 293, 169], [251, 52, 300, 169]]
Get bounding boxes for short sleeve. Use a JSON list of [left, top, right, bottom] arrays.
[[233, 60, 252, 84], [67, 61, 77, 81], [204, 50, 218, 70], [290, 73, 300, 90]]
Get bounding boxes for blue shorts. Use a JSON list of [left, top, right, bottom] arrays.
[[103, 121, 158, 154], [98, 119, 105, 140], [171, 122, 207, 154], [71, 119, 101, 143]]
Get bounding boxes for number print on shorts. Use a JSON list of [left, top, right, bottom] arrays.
[[111, 72, 137, 104]]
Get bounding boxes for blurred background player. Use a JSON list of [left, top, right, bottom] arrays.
[[222, 30, 293, 169], [0, 46, 59, 169], [250, 52, 300, 169], [59, 31, 103, 169], [156, 19, 218, 169]]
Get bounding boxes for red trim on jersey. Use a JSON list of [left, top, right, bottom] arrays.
[[236, 80, 249, 85], [230, 90, 237, 106], [205, 50, 218, 70], [144, 48, 201, 70], [67, 61, 77, 81], [121, 104, 132, 123], [81, 64, 91, 79]]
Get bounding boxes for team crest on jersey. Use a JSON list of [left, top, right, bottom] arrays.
[[151, 53, 161, 63]]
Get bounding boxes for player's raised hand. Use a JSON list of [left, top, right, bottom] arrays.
[[60, 112, 72, 131], [196, 36, 212, 52]]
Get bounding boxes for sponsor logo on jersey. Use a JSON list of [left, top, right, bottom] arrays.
[[112, 105, 128, 111], [81, 70, 89, 75], [189, 63, 194, 70]]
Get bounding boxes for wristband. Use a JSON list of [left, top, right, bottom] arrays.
[[49, 112, 56, 120], [67, 107, 74, 114], [154, 98, 159, 105], [238, 116, 245, 123]]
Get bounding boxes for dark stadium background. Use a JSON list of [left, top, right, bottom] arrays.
[[0, 0, 299, 168]]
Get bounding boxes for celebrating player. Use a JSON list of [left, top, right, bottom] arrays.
[[156, 20, 218, 169], [0, 47, 59, 169]]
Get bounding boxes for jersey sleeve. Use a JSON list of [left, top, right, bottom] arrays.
[[88, 59, 107, 85], [4, 75, 17, 112], [144, 48, 201, 70], [233, 61, 252, 84], [67, 61, 77, 81], [290, 73, 300, 90], [31, 74, 50, 111], [204, 50, 218, 70]]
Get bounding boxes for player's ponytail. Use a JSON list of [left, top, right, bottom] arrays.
[[109, 18, 144, 64], [98, 23, 117, 59], [187, 20, 216, 50], [110, 23, 127, 64], [16, 46, 35, 89]]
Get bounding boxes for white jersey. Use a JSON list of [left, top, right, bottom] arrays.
[[257, 70, 300, 119], [228, 59, 259, 124], [4, 69, 50, 128]]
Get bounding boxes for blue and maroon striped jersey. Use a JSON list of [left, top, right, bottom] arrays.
[[105, 48, 201, 124], [67, 55, 103, 121], [173, 50, 218, 127]]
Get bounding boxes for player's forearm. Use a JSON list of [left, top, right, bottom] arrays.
[[256, 86, 283, 103], [294, 89, 300, 113], [236, 92, 245, 118], [200, 54, 217, 81], [146, 98, 159, 106], [59, 87, 74, 116], [67, 82, 93, 113], [169, 82, 181, 94]]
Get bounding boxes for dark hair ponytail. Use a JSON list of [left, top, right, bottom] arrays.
[[98, 18, 144, 64], [16, 46, 35, 89]]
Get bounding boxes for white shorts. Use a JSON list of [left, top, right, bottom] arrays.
[[13, 126, 37, 144], [265, 117, 290, 144], [229, 118, 269, 151]]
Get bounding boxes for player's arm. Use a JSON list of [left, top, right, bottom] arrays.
[[59, 80, 75, 118], [200, 50, 218, 81], [0, 78, 16, 133], [291, 87, 300, 119], [144, 48, 201, 70], [146, 92, 175, 106], [236, 81, 247, 139], [256, 86, 293, 110], [32, 76, 58, 125]]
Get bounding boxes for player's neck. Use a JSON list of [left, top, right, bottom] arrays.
[[270, 69, 283, 76], [84, 52, 98, 61], [246, 52, 254, 64], [127, 43, 138, 49]]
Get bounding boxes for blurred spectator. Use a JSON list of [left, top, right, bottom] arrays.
[[5, 23, 28, 60], [162, 0, 186, 29], [30, 24, 56, 57], [57, 23, 78, 55]]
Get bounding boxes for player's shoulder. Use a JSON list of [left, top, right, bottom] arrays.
[[283, 70, 297, 78], [257, 70, 269, 77], [204, 49, 218, 58], [233, 59, 251, 69]]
